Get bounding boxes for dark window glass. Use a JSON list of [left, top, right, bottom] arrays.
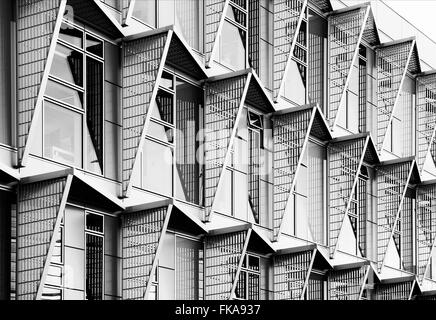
[[160, 71, 174, 91], [153, 89, 174, 124], [86, 57, 104, 173], [86, 213, 103, 233], [85, 233, 103, 300], [50, 44, 83, 87], [59, 22, 83, 48], [86, 34, 103, 57]]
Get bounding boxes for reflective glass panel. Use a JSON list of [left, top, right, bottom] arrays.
[[86, 34, 103, 57], [46, 80, 83, 109], [59, 22, 83, 48], [50, 44, 83, 87], [43, 102, 82, 167]]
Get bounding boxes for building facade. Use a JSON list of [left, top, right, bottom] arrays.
[[0, 0, 436, 300]]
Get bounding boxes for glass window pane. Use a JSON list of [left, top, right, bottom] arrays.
[[148, 120, 174, 144], [143, 139, 173, 196], [160, 71, 174, 90], [158, 266, 175, 300], [45, 80, 83, 109], [218, 21, 246, 70], [45, 265, 62, 287], [175, 0, 201, 50], [104, 122, 120, 181], [86, 212, 104, 233], [283, 59, 306, 105], [160, 232, 175, 269], [41, 286, 62, 300], [158, 0, 175, 28], [43, 102, 82, 167], [152, 90, 174, 124], [51, 227, 63, 264], [133, 0, 156, 26], [86, 34, 103, 57], [50, 44, 83, 87], [59, 22, 83, 48]]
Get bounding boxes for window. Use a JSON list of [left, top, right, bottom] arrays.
[[39, 20, 121, 178], [141, 69, 204, 205], [153, 232, 204, 300], [85, 212, 104, 300], [216, 1, 248, 70], [235, 254, 260, 300], [247, 111, 263, 224], [132, 0, 204, 51]]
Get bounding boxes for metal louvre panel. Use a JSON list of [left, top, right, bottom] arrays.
[[327, 7, 367, 126], [204, 75, 247, 219], [376, 41, 414, 150], [16, 177, 69, 300], [416, 74, 436, 171], [121, 206, 169, 300], [374, 281, 414, 300], [204, 231, 247, 300], [16, 0, 63, 163], [416, 184, 436, 281], [327, 266, 367, 300], [122, 32, 168, 195], [273, 0, 306, 99], [248, 0, 260, 74], [328, 137, 367, 257], [272, 108, 313, 239], [205, 0, 227, 63], [376, 161, 414, 272], [273, 250, 313, 300]]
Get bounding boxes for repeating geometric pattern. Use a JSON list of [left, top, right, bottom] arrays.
[[328, 137, 367, 257], [327, 6, 367, 126], [376, 40, 414, 150], [122, 32, 168, 195], [273, 250, 314, 300], [122, 206, 171, 300], [416, 74, 436, 171], [273, 0, 306, 99], [376, 161, 414, 272], [204, 231, 248, 300], [374, 281, 414, 300], [16, 177, 69, 300], [327, 266, 367, 300], [416, 184, 436, 281], [248, 0, 260, 73], [17, 0, 63, 164], [272, 108, 313, 240], [204, 75, 247, 220], [205, 0, 227, 63]]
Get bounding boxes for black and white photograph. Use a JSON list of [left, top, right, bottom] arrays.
[[1, 0, 436, 311]]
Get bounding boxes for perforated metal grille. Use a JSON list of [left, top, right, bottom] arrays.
[[17, 177, 68, 300], [17, 0, 62, 162], [416, 74, 436, 170], [122, 33, 168, 194], [273, 250, 313, 300], [328, 137, 367, 256], [122, 206, 169, 300], [327, 7, 367, 125], [416, 184, 436, 280], [327, 266, 366, 300], [273, 0, 306, 98], [376, 41, 413, 150], [376, 161, 413, 271], [273, 108, 313, 238], [204, 75, 247, 219], [204, 231, 247, 300], [374, 281, 414, 300], [205, 0, 227, 62]]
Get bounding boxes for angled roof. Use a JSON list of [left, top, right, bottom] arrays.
[[206, 68, 276, 113], [329, 132, 380, 165], [376, 37, 422, 74], [123, 25, 208, 80], [273, 103, 333, 141], [378, 156, 421, 185], [67, 0, 124, 38], [310, 0, 333, 12], [0, 163, 20, 184]]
